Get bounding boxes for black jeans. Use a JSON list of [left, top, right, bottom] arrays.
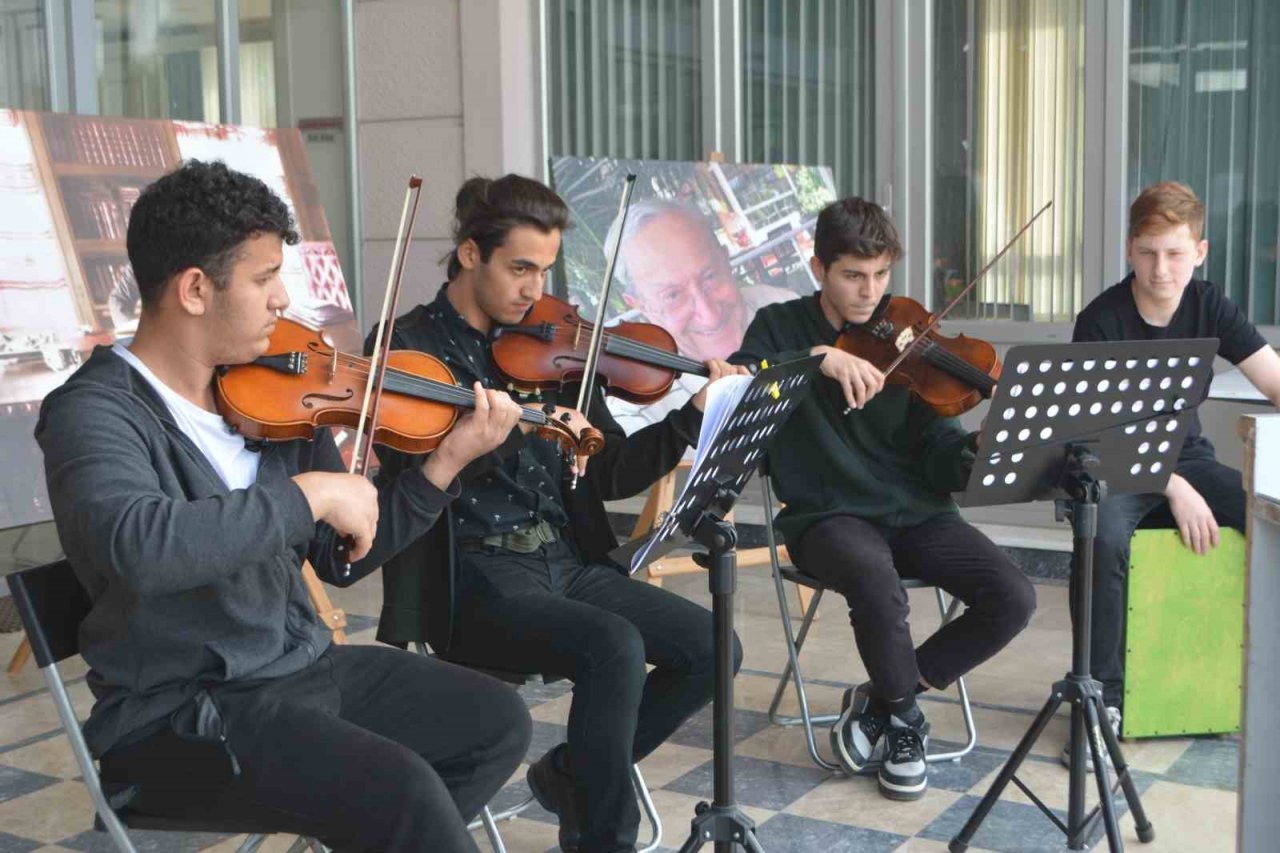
[[447, 537, 740, 853], [792, 512, 1037, 703], [1071, 452, 1246, 707], [99, 644, 531, 853]]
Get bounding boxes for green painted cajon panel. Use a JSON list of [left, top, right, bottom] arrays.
[[1123, 528, 1245, 738]]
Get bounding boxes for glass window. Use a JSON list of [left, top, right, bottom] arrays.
[[0, 0, 49, 110], [239, 0, 276, 128], [741, 0, 876, 198], [545, 0, 702, 160], [1130, 0, 1280, 326], [934, 0, 1086, 321], [95, 0, 221, 122]]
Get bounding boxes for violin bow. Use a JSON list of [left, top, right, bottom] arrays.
[[335, 176, 423, 574], [573, 173, 638, 417], [882, 199, 1053, 379], [351, 176, 424, 478]]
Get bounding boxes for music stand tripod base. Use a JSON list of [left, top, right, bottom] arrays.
[[949, 339, 1216, 853], [627, 357, 823, 853]]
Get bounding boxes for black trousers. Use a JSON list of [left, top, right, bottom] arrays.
[[99, 644, 531, 853], [792, 512, 1037, 703], [446, 537, 740, 853], [1071, 452, 1246, 707]]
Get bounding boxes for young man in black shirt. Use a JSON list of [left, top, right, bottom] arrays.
[[372, 174, 748, 853], [1069, 180, 1280, 756], [36, 161, 533, 853], [730, 198, 1036, 801]]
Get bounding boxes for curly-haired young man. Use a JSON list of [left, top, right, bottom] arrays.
[[36, 160, 531, 853]]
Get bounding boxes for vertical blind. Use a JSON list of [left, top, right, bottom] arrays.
[[1130, 0, 1280, 326], [741, 0, 876, 197], [545, 0, 703, 161]]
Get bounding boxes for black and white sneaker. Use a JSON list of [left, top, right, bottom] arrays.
[[830, 683, 887, 774], [878, 716, 930, 801]]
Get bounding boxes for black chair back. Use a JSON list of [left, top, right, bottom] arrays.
[[7, 559, 91, 668]]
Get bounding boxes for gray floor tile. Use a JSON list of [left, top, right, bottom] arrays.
[[0, 765, 59, 804], [754, 813, 907, 852], [664, 754, 829, 811], [57, 829, 229, 852], [527, 720, 569, 760], [0, 832, 42, 853], [1161, 737, 1239, 792], [665, 706, 773, 750], [919, 795, 1075, 852]]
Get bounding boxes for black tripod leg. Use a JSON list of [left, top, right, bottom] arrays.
[[1082, 699, 1125, 852], [1097, 704, 1155, 844], [677, 830, 705, 853], [949, 692, 1065, 852]]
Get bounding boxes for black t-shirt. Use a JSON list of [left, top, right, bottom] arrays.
[[1072, 274, 1267, 453]]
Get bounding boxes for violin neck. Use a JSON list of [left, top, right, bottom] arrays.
[[919, 342, 997, 397], [604, 337, 708, 377], [380, 364, 552, 425]]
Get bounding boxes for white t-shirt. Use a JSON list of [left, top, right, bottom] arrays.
[[113, 343, 261, 490]]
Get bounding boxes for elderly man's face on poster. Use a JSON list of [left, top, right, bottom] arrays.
[[620, 210, 746, 363]]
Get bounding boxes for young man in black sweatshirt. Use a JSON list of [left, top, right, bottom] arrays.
[[36, 160, 531, 853], [731, 198, 1036, 801], [1067, 181, 1280, 761]]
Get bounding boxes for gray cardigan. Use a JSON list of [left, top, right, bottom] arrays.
[[35, 345, 457, 756]]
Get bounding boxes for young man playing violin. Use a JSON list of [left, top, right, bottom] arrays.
[[730, 197, 1036, 801], [35, 160, 533, 853], [1066, 181, 1280, 762], [372, 173, 747, 853]]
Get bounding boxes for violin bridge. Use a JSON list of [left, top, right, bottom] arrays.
[[329, 348, 338, 381], [894, 326, 916, 352]]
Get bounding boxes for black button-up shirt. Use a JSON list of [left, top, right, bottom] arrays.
[[422, 285, 570, 540]]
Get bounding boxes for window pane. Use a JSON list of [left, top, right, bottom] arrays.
[[241, 0, 353, 290], [0, 0, 49, 110], [545, 0, 702, 160], [934, 0, 1086, 321], [1130, 0, 1280, 326], [742, 0, 875, 198], [95, 0, 220, 122], [239, 0, 275, 127]]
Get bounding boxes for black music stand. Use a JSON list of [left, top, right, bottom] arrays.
[[949, 338, 1218, 853], [617, 356, 822, 853]]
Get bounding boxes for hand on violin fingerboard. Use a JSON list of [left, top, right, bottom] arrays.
[[423, 383, 525, 489], [691, 360, 752, 412], [809, 345, 886, 411]]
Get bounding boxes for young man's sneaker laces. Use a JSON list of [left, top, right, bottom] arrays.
[[877, 716, 929, 801]]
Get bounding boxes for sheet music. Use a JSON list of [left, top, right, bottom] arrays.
[[627, 374, 752, 575], [1208, 365, 1269, 403]]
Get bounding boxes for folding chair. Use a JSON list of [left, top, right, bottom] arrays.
[[417, 644, 662, 853], [758, 475, 978, 773], [6, 559, 326, 853]]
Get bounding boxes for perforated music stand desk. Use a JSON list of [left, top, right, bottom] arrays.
[[950, 338, 1218, 853], [622, 355, 822, 853]]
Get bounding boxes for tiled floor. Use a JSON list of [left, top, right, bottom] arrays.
[[0, 564, 1238, 852]]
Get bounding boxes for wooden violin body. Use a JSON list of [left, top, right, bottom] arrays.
[[215, 317, 604, 457], [491, 294, 708, 404], [836, 296, 1001, 417]]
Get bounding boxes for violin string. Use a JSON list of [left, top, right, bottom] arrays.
[[508, 326, 704, 372], [324, 352, 549, 423], [917, 339, 997, 389]]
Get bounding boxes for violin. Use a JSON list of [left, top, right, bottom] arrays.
[[491, 293, 709, 404], [835, 295, 1000, 417], [214, 316, 605, 458]]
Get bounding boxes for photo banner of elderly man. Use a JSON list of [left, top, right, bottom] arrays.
[[552, 157, 837, 433]]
